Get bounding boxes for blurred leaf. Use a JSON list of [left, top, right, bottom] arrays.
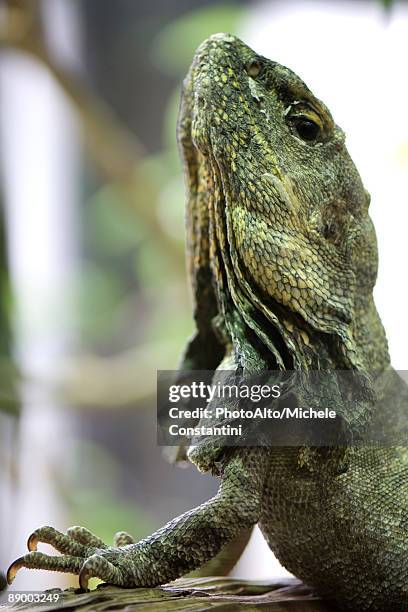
[[78, 261, 125, 341], [0, 358, 20, 415], [135, 240, 178, 289], [87, 185, 146, 257], [140, 150, 181, 186], [146, 284, 193, 345], [0, 196, 18, 415], [151, 5, 246, 77]]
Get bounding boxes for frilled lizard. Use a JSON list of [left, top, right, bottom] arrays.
[[7, 34, 408, 611]]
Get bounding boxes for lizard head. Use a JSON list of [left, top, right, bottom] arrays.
[[179, 34, 388, 375]]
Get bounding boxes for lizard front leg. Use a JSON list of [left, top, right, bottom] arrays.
[[7, 448, 268, 589]]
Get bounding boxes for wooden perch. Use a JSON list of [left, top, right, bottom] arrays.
[[2, 576, 332, 611]]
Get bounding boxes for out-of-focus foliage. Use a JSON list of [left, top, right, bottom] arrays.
[[0, 200, 19, 416]]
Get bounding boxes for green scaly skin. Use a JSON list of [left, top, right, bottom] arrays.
[[7, 34, 408, 611]]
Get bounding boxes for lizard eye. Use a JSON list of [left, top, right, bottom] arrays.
[[293, 117, 321, 142], [246, 60, 262, 78]]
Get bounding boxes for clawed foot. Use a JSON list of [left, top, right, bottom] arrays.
[[7, 526, 137, 589]]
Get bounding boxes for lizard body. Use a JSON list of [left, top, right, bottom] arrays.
[[7, 34, 408, 611]]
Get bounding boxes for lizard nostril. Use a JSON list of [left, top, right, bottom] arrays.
[[194, 92, 207, 110], [245, 59, 263, 78]]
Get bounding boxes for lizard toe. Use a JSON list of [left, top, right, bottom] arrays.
[[7, 552, 82, 584], [79, 554, 127, 589], [66, 526, 107, 549], [27, 526, 89, 556]]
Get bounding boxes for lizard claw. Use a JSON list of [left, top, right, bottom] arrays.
[[6, 557, 25, 584], [27, 533, 38, 552]]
